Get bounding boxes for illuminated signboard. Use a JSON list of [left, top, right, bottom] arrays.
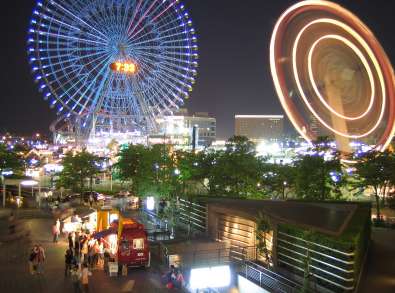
[[110, 61, 138, 74]]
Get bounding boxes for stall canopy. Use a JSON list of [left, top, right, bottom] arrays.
[[93, 227, 117, 240]]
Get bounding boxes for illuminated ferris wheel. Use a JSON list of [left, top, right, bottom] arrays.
[[270, 0, 395, 154], [27, 0, 198, 138]]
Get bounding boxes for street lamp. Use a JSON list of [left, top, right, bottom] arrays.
[[1, 170, 13, 208], [20, 180, 40, 207], [282, 181, 287, 199]]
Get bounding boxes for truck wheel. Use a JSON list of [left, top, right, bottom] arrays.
[[145, 252, 151, 269]]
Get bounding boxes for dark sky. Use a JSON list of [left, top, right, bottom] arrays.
[[1, 1, 395, 139]]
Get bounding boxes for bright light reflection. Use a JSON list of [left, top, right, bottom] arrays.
[[190, 265, 231, 289]]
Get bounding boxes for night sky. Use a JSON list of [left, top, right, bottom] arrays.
[[1, 1, 395, 139]]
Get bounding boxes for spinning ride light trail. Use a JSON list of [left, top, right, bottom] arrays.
[[270, 0, 395, 154], [27, 0, 199, 140]]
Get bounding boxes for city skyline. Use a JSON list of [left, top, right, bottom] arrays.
[[1, 0, 395, 139]]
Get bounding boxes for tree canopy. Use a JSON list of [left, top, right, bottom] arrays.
[[57, 150, 102, 193], [0, 143, 24, 177], [353, 150, 395, 218]]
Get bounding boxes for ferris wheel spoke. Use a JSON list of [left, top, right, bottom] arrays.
[[49, 1, 109, 41], [134, 49, 194, 68], [37, 50, 108, 67], [35, 46, 107, 53], [74, 64, 112, 115], [147, 69, 188, 99], [130, 80, 157, 128], [153, 81, 180, 110], [44, 52, 110, 87], [130, 29, 189, 48], [120, 0, 134, 36], [35, 10, 107, 43], [55, 55, 113, 109], [136, 54, 194, 85], [128, 0, 176, 41], [128, 9, 181, 45], [124, 80, 145, 120], [127, 0, 160, 38], [32, 28, 105, 46], [84, 69, 112, 117]]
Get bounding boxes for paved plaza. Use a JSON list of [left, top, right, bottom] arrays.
[[0, 209, 171, 293]]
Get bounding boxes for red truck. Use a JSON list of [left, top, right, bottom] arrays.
[[117, 218, 151, 268]]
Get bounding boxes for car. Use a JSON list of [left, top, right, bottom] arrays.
[[83, 191, 103, 202]]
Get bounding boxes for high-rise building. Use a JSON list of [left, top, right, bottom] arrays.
[[152, 110, 216, 147], [235, 115, 284, 142]]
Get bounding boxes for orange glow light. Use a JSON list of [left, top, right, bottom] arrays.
[[110, 61, 138, 74]]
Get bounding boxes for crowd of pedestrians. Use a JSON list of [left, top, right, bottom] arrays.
[[62, 231, 107, 292]]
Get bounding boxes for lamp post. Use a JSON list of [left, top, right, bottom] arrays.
[[1, 170, 13, 208], [282, 181, 287, 199], [1, 174, 5, 208], [20, 180, 39, 207]]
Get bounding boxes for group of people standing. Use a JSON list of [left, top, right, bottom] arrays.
[[64, 231, 106, 292], [162, 265, 185, 289]]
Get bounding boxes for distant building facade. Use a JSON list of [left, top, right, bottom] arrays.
[[235, 115, 284, 142], [151, 110, 216, 147]]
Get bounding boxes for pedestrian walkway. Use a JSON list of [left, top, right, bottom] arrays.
[[0, 212, 172, 293]]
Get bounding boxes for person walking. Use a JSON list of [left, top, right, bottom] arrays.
[[70, 265, 81, 293], [97, 239, 104, 269], [74, 233, 81, 262], [89, 195, 94, 208], [68, 232, 74, 251], [56, 218, 61, 232], [8, 211, 16, 234], [28, 246, 38, 275], [81, 237, 88, 264], [81, 263, 92, 293], [52, 222, 60, 243], [36, 244, 46, 274], [65, 249, 73, 277]]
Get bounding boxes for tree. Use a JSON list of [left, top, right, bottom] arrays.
[[57, 150, 102, 195], [294, 137, 344, 200], [115, 144, 176, 198], [353, 150, 395, 219], [261, 163, 296, 199], [0, 143, 24, 178], [294, 154, 343, 200], [256, 213, 272, 266], [207, 136, 267, 198]]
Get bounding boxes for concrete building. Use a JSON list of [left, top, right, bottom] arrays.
[[235, 115, 284, 142], [178, 197, 370, 293], [151, 111, 216, 147]]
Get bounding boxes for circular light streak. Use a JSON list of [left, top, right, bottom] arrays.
[[270, 0, 395, 153], [292, 18, 386, 139], [308, 34, 375, 121]]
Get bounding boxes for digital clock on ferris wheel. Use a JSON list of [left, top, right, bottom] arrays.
[[110, 61, 138, 74]]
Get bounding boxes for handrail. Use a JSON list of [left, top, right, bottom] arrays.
[[278, 238, 355, 265], [278, 258, 355, 291], [278, 231, 355, 256], [245, 260, 301, 288], [243, 261, 300, 292], [278, 244, 354, 273]]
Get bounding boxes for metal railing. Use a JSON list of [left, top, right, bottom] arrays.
[[160, 243, 258, 268], [243, 261, 302, 293]]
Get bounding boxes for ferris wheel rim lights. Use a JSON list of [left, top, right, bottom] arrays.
[[270, 0, 395, 152]]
